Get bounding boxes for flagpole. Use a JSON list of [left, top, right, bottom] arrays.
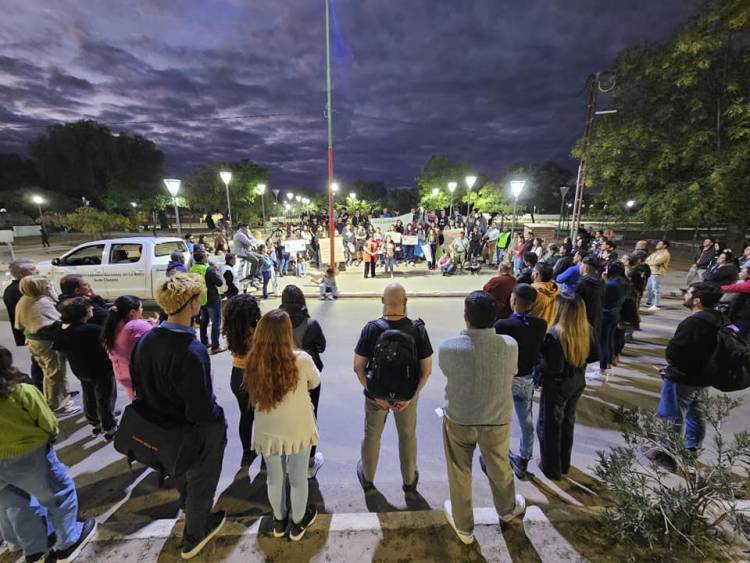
[[325, 0, 335, 270]]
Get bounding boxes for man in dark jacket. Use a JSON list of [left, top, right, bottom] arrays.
[[517, 252, 538, 285], [58, 274, 110, 325], [167, 251, 187, 277], [483, 263, 517, 319], [552, 244, 574, 277], [3, 260, 43, 389], [649, 282, 724, 471], [130, 272, 226, 559], [189, 250, 224, 354], [685, 238, 716, 288]]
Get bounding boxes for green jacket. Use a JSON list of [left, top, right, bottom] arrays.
[[497, 231, 512, 249], [0, 383, 58, 459], [189, 263, 209, 305]]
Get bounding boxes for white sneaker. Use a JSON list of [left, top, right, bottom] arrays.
[[585, 368, 602, 381], [499, 494, 526, 523], [308, 452, 324, 479], [648, 305, 660, 312], [55, 400, 81, 417], [443, 500, 474, 544], [319, 295, 326, 300]]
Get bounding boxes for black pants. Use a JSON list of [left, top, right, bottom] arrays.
[[364, 261, 376, 278], [230, 367, 255, 454], [614, 325, 626, 357], [536, 371, 585, 479], [309, 384, 321, 459], [598, 311, 619, 370], [175, 420, 227, 550], [30, 357, 43, 391], [80, 374, 117, 432]]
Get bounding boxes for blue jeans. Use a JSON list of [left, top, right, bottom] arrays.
[[496, 247, 505, 265], [646, 274, 662, 306], [200, 300, 221, 349], [404, 246, 414, 262], [512, 375, 535, 460], [0, 485, 51, 555], [279, 253, 289, 276], [599, 311, 619, 370], [384, 257, 395, 274], [264, 447, 311, 524], [657, 380, 706, 449], [0, 445, 82, 552], [262, 271, 271, 298], [513, 256, 524, 275]]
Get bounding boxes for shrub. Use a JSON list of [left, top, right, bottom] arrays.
[[65, 207, 134, 237]]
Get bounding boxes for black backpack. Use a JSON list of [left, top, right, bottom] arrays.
[[706, 322, 750, 392], [366, 318, 423, 402]]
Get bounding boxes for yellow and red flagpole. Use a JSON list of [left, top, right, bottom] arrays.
[[325, 0, 335, 269]]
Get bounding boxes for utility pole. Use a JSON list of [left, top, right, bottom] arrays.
[[325, 0, 336, 269], [569, 74, 598, 241]]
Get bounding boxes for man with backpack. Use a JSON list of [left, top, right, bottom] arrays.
[[353, 283, 433, 492]]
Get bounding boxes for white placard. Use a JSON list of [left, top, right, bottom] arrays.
[[383, 232, 401, 244], [368, 212, 412, 232], [402, 235, 418, 245], [421, 243, 433, 263], [283, 239, 307, 253]]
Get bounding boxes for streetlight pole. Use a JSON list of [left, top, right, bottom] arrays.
[[257, 184, 267, 225], [220, 171, 232, 227], [465, 175, 477, 217], [163, 179, 182, 235], [510, 180, 526, 237], [557, 186, 571, 239], [447, 181, 457, 219]]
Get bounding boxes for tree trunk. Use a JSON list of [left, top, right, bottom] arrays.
[[725, 221, 748, 255]]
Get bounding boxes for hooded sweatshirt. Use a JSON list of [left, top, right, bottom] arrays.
[[531, 280, 560, 327], [280, 303, 327, 371]]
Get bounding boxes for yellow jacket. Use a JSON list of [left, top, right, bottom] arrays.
[[531, 281, 560, 327], [646, 249, 671, 276]]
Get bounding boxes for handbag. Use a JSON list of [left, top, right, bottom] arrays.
[[114, 400, 198, 478]]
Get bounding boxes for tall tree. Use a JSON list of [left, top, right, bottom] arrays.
[[580, 0, 749, 247], [415, 154, 470, 211]]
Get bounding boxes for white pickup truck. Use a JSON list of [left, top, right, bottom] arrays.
[[37, 237, 190, 301]]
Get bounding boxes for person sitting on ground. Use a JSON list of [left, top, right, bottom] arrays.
[[439, 291, 526, 545], [130, 273, 227, 559], [438, 250, 454, 276], [167, 251, 187, 277], [516, 251, 538, 284], [319, 268, 339, 300], [53, 298, 118, 440], [101, 295, 156, 401], [703, 249, 740, 285], [280, 286, 327, 479], [530, 263, 560, 327], [245, 309, 321, 541], [483, 262, 517, 319], [493, 284, 548, 479], [0, 346, 97, 562], [57, 274, 110, 325]]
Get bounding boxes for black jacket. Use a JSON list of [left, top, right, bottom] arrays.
[[574, 274, 604, 334], [665, 308, 724, 387], [628, 264, 651, 294], [704, 264, 739, 285], [3, 280, 25, 346], [280, 303, 327, 371], [695, 248, 716, 269], [53, 322, 114, 382], [57, 293, 110, 325], [552, 255, 574, 277]]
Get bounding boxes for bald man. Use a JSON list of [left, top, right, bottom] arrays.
[[353, 283, 433, 492]]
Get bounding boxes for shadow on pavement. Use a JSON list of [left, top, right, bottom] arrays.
[[75, 458, 149, 520]]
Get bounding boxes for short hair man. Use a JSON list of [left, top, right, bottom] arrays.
[[648, 282, 724, 471], [58, 274, 109, 325], [517, 251, 538, 284], [353, 284, 433, 492], [167, 251, 187, 277], [483, 262, 517, 319], [439, 290, 526, 544], [645, 240, 671, 311], [686, 238, 716, 287], [189, 250, 225, 353]]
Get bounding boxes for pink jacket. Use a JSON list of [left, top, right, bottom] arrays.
[[109, 319, 152, 391], [722, 279, 750, 294]]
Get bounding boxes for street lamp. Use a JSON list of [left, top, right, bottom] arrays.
[[557, 186, 571, 237], [219, 171, 233, 227], [626, 199, 635, 208], [510, 180, 526, 237], [163, 179, 182, 235], [257, 184, 267, 225], [31, 195, 45, 221], [295, 195, 302, 203], [465, 175, 477, 217], [286, 192, 294, 201], [330, 182, 339, 193], [349, 192, 357, 200], [447, 181, 457, 219], [431, 188, 439, 196], [130, 201, 138, 209]]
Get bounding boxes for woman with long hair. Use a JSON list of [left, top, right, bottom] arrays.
[[537, 294, 590, 480], [101, 295, 156, 400], [245, 310, 320, 541], [222, 294, 262, 467]]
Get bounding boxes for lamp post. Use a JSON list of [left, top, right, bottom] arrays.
[[465, 175, 477, 217], [272, 189, 280, 204], [557, 186, 571, 238], [510, 180, 526, 237], [31, 195, 45, 228], [219, 171, 233, 227], [257, 184, 267, 225], [163, 179, 182, 235], [447, 181, 457, 219]]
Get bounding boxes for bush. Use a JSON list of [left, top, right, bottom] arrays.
[[595, 395, 750, 559], [65, 207, 134, 237]]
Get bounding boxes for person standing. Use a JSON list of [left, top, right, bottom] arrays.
[[537, 294, 590, 480], [439, 291, 526, 545], [101, 295, 156, 401], [685, 238, 716, 287], [57, 275, 110, 325], [451, 232, 469, 273], [597, 262, 631, 381], [280, 286, 327, 479], [363, 235, 378, 279], [258, 245, 274, 299], [552, 244, 574, 277], [645, 240, 671, 311], [482, 262, 517, 319], [494, 284, 548, 478], [530, 263, 560, 327], [353, 284, 433, 491], [130, 273, 227, 559], [0, 347, 96, 562], [496, 226, 512, 266], [167, 251, 187, 277], [245, 310, 320, 541], [3, 260, 43, 390], [15, 277, 74, 414], [189, 250, 224, 353], [222, 295, 262, 468], [383, 236, 396, 277]]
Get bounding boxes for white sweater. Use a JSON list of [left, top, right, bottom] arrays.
[[252, 351, 321, 456]]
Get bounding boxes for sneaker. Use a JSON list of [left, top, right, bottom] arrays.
[[645, 447, 677, 473], [180, 511, 226, 560], [648, 305, 660, 312], [319, 295, 326, 300], [51, 518, 97, 563], [25, 553, 45, 563], [103, 428, 116, 442], [402, 469, 419, 493], [55, 400, 80, 417], [356, 460, 374, 491], [508, 452, 530, 480], [288, 505, 317, 541], [209, 347, 226, 355], [308, 452, 324, 479], [443, 500, 474, 544], [499, 494, 526, 523], [91, 426, 102, 437], [271, 516, 288, 538]]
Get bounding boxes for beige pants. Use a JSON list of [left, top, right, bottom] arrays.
[[361, 396, 418, 485], [442, 417, 516, 533], [27, 339, 67, 410]]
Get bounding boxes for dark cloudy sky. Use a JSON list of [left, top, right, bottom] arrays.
[[1, 0, 692, 189]]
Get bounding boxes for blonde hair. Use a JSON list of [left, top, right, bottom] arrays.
[[550, 294, 590, 368], [155, 272, 205, 315], [19, 276, 52, 299]]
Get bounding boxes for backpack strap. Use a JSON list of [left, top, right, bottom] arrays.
[[374, 318, 390, 332]]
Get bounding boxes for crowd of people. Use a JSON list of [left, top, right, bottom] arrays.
[[0, 222, 748, 560]]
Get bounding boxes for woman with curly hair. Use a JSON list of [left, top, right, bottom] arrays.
[[222, 295, 262, 468], [245, 309, 320, 541]]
